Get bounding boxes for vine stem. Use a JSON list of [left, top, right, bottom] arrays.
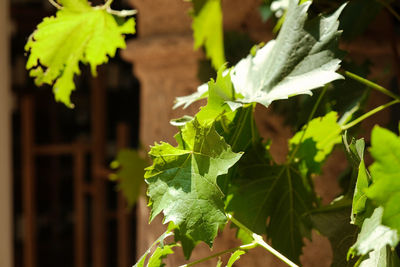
[[106, 8, 137, 17], [228, 215, 299, 267], [48, 0, 62, 9], [179, 242, 257, 267], [341, 99, 400, 130], [103, 0, 114, 9], [344, 71, 400, 101], [287, 86, 327, 164]]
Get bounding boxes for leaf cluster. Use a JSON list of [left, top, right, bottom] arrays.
[[25, 0, 400, 266]]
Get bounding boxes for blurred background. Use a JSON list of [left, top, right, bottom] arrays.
[[1, 0, 400, 266]]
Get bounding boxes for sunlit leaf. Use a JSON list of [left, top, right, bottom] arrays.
[[25, 0, 135, 107], [230, 0, 345, 108], [191, 0, 225, 69], [227, 250, 246, 267], [349, 207, 399, 264], [366, 127, 400, 232], [289, 112, 341, 174]]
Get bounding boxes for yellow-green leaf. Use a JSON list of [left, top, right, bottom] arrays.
[[25, 0, 135, 107], [191, 0, 225, 70]]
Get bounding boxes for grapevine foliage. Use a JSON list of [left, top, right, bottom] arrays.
[[145, 118, 242, 246], [177, 0, 346, 110], [143, 0, 348, 262], [310, 198, 358, 267], [191, 0, 225, 70], [25, 0, 135, 107], [110, 149, 147, 207], [366, 127, 400, 232], [346, 127, 400, 266], [289, 111, 342, 175], [25, 0, 400, 266]]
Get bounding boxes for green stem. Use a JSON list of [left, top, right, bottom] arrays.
[[341, 99, 400, 130], [48, 0, 62, 9], [228, 215, 299, 267], [180, 242, 257, 267], [287, 86, 327, 163], [106, 8, 137, 17], [250, 103, 258, 146], [103, 0, 114, 9], [344, 71, 400, 101], [135, 230, 173, 265]]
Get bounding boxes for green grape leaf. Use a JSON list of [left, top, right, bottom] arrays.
[[216, 257, 223, 267], [358, 245, 400, 267], [170, 116, 195, 128], [110, 149, 147, 207], [173, 225, 196, 259], [174, 83, 209, 110], [309, 197, 358, 267], [352, 155, 371, 227], [191, 0, 225, 70], [134, 231, 173, 267], [197, 68, 258, 152], [196, 68, 236, 124], [236, 228, 253, 245], [25, 0, 135, 107], [349, 207, 399, 261], [227, 145, 314, 263], [366, 126, 400, 232], [174, 67, 242, 111], [289, 112, 341, 174], [134, 252, 148, 267], [230, 0, 345, 108], [227, 250, 246, 267], [342, 134, 366, 168], [145, 119, 242, 247], [147, 244, 177, 267], [342, 136, 372, 226]]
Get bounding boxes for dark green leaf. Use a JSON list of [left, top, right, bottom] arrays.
[[309, 197, 358, 267], [111, 149, 147, 207], [146, 119, 242, 246], [173, 226, 196, 260], [342, 136, 372, 226], [227, 144, 315, 263], [259, 3, 273, 22], [340, 0, 382, 41]]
